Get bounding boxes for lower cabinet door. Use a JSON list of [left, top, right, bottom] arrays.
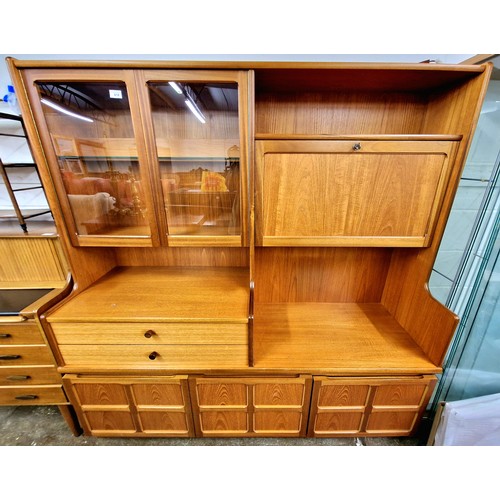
[[63, 375, 195, 437], [190, 375, 312, 437], [308, 375, 437, 437]]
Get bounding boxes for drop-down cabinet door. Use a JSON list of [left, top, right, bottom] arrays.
[[256, 139, 458, 247]]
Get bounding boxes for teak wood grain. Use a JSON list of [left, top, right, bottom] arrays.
[[308, 375, 436, 437], [6, 58, 491, 438], [63, 375, 195, 437], [254, 247, 392, 303], [58, 344, 248, 370], [0, 237, 67, 288], [0, 321, 45, 344], [255, 92, 429, 136], [47, 266, 250, 323], [253, 303, 439, 374], [115, 246, 249, 268], [190, 375, 312, 437], [382, 64, 493, 365], [51, 322, 248, 345], [255, 140, 457, 247]]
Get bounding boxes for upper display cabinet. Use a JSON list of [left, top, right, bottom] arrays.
[[21, 68, 249, 247], [141, 70, 249, 247]]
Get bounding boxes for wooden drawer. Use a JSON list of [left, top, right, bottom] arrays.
[[0, 345, 55, 366], [59, 344, 248, 369], [308, 375, 437, 437], [51, 322, 248, 345], [0, 321, 45, 345], [0, 365, 61, 386], [0, 385, 67, 405]]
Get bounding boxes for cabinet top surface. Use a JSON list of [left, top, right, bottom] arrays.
[[11, 58, 487, 93], [47, 266, 250, 323], [8, 58, 485, 72]]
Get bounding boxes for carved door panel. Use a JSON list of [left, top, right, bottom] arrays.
[[308, 375, 437, 437], [190, 376, 312, 437], [63, 375, 194, 437]]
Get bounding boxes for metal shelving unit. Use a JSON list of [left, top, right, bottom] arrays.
[[0, 112, 52, 232]]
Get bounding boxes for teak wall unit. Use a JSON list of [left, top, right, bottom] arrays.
[[7, 58, 491, 438]]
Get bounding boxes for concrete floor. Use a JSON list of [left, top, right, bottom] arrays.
[[0, 405, 429, 446]]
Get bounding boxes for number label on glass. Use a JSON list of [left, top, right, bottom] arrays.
[[109, 89, 123, 99]]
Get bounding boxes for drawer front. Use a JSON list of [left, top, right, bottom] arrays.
[[0, 366, 61, 385], [0, 322, 45, 345], [51, 322, 248, 345], [59, 344, 248, 369], [0, 345, 55, 366], [0, 385, 67, 405], [308, 375, 437, 437]]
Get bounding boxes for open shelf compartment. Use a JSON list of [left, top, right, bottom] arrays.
[[253, 302, 439, 374]]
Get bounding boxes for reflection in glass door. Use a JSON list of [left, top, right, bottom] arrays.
[[146, 77, 242, 242], [33, 78, 152, 241]]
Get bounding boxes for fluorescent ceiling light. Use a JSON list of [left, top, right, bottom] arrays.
[[169, 82, 183, 94], [185, 99, 206, 124], [41, 98, 94, 123]]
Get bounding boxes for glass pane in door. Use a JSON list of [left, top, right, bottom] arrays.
[[35, 80, 151, 239], [147, 80, 240, 237]]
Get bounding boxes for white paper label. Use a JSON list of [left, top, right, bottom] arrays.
[[109, 89, 123, 99]]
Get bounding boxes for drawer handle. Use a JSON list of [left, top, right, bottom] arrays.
[[352, 143, 361, 151], [0, 355, 21, 360], [144, 329, 156, 339], [15, 394, 38, 400], [0, 334, 12, 339], [148, 351, 159, 360], [7, 375, 31, 381]]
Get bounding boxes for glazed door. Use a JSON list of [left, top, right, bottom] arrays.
[[23, 69, 159, 247], [137, 70, 250, 247]]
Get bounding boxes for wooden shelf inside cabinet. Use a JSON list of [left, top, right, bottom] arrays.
[[254, 134, 464, 141], [253, 303, 439, 374], [47, 266, 250, 323]]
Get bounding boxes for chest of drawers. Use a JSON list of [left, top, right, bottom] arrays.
[[0, 319, 67, 405]]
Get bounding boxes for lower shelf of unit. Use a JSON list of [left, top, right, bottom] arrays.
[[252, 302, 440, 373]]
